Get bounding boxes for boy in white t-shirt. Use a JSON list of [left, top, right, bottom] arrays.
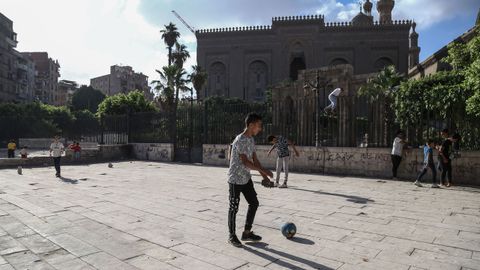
[[50, 136, 65, 177], [391, 130, 407, 180]]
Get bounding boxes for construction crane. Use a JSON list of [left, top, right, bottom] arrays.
[[171, 10, 196, 35]]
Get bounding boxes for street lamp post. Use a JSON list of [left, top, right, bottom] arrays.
[[304, 70, 329, 148]]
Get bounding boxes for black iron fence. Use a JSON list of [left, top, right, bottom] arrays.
[[1, 97, 479, 152]]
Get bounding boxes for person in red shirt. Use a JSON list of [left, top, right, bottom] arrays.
[[69, 141, 82, 161]]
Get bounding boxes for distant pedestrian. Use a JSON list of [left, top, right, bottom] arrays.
[[69, 141, 81, 161], [267, 135, 300, 188], [20, 146, 28, 159], [414, 139, 438, 188], [391, 130, 407, 180], [324, 87, 343, 114], [7, 139, 16, 158], [50, 136, 65, 178]]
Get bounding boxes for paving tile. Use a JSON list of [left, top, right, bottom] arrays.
[[0, 161, 479, 270]]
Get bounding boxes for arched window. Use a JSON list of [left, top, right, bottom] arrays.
[[374, 57, 394, 71], [208, 62, 227, 97], [247, 60, 268, 102], [329, 58, 349, 67]]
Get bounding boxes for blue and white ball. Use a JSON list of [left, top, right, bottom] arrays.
[[281, 222, 297, 239]]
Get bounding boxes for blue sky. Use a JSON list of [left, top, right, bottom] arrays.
[[1, 0, 478, 85]]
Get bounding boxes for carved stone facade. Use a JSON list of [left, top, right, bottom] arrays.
[[196, 0, 418, 102]]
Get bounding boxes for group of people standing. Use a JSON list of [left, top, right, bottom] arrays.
[[391, 129, 460, 188]]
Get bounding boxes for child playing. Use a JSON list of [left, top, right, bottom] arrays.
[[267, 135, 300, 188], [20, 147, 28, 159], [227, 113, 273, 247], [414, 139, 439, 188], [69, 141, 81, 161]]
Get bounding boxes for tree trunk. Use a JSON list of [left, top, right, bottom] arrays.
[[168, 47, 172, 66]]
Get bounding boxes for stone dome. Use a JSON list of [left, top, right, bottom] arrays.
[[351, 12, 373, 26]]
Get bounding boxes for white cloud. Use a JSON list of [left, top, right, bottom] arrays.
[[2, 0, 170, 86], [393, 0, 479, 30]]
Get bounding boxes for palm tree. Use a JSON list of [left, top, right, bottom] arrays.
[[152, 65, 188, 110], [172, 43, 190, 69], [152, 65, 188, 145], [188, 65, 208, 99], [160, 23, 181, 66]]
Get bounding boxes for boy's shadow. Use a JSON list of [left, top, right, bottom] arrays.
[[59, 177, 78, 184], [243, 242, 333, 270]]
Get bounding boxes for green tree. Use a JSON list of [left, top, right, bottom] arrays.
[[188, 65, 208, 99], [160, 23, 181, 66], [172, 42, 190, 69], [71, 85, 106, 113], [444, 29, 480, 117], [358, 65, 405, 144], [96, 90, 157, 117]]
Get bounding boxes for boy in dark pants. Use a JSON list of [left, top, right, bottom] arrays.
[[438, 129, 459, 187], [228, 113, 273, 247], [50, 136, 65, 177], [414, 139, 438, 188], [391, 130, 407, 180]]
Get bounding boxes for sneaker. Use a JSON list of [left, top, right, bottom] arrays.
[[414, 181, 423, 187], [431, 184, 440, 188], [228, 235, 242, 247], [241, 231, 262, 242], [279, 183, 288, 188], [446, 182, 451, 187], [274, 182, 279, 187]]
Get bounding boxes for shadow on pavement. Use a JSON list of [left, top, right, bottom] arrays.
[[244, 242, 333, 270], [289, 187, 374, 204], [289, 236, 315, 245], [59, 177, 78, 184]]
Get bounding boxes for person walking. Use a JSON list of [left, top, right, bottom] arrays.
[[50, 136, 65, 177]]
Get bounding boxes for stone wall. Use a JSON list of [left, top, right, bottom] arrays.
[[0, 144, 133, 169], [19, 138, 65, 149], [203, 144, 480, 186], [131, 143, 174, 162]]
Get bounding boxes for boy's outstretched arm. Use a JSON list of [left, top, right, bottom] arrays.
[[288, 140, 300, 157], [267, 145, 275, 157], [239, 153, 273, 178]]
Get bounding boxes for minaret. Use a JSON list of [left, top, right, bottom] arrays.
[[409, 22, 420, 69], [377, 0, 395, 24], [363, 0, 373, 17]]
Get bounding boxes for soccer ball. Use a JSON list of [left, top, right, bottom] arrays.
[[281, 222, 297, 239]]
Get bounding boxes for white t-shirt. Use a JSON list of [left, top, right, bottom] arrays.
[[391, 137, 404, 156], [50, 142, 65, 157], [329, 88, 342, 97]]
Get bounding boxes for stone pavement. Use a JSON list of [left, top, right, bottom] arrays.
[[0, 161, 479, 270]]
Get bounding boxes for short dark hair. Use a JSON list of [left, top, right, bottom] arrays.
[[267, 135, 276, 142], [245, 113, 262, 126], [442, 128, 449, 134], [396, 130, 404, 136], [427, 139, 435, 144]]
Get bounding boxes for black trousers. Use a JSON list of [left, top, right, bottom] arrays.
[[53, 157, 61, 175], [391, 155, 402, 178], [440, 159, 452, 184], [417, 163, 437, 184], [7, 150, 15, 158], [228, 179, 259, 237]]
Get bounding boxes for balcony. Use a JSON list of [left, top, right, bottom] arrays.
[[6, 35, 17, 47]]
